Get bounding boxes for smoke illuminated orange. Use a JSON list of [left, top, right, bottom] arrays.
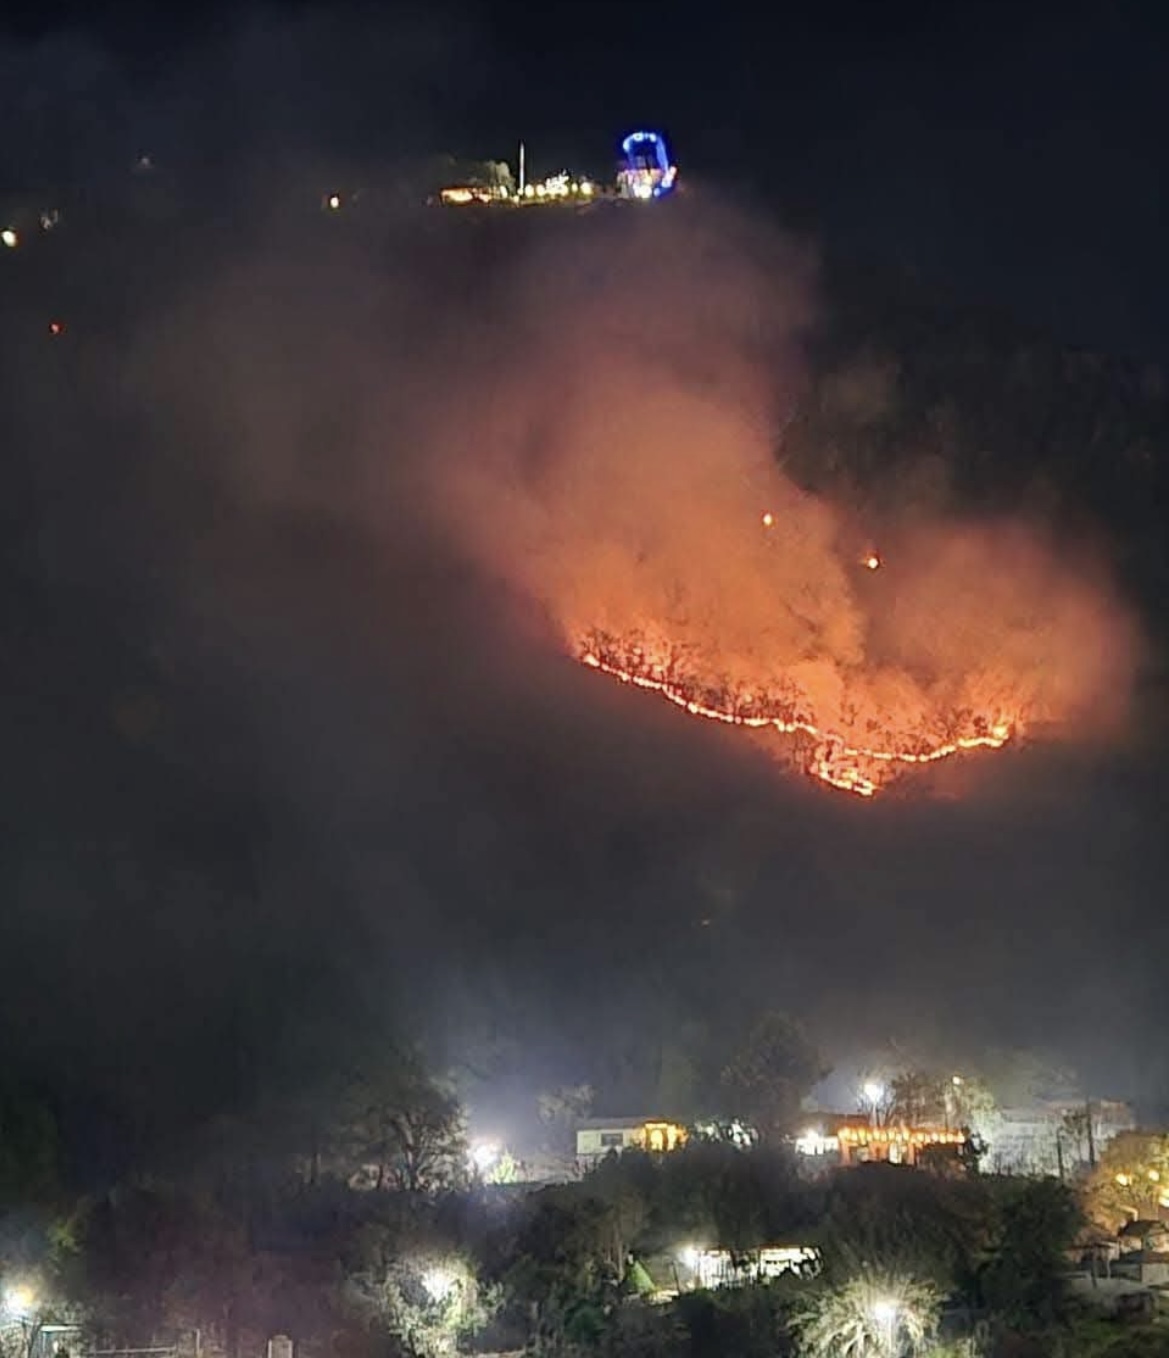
[[417, 204, 1137, 798]]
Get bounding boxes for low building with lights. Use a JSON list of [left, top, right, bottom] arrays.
[[575, 1117, 687, 1167], [640, 1243, 819, 1299], [794, 1115, 966, 1167]]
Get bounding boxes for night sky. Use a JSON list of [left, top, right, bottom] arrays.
[[4, 1, 1166, 359], [1, 0, 1168, 1173]]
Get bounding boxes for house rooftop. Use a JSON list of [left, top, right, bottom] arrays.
[[1120, 1220, 1168, 1239], [577, 1116, 683, 1131]]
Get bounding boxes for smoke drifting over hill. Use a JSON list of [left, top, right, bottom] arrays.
[[404, 207, 1139, 794], [0, 7, 1163, 1166]]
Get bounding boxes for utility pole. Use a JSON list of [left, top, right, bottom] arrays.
[[1086, 1099, 1097, 1168]]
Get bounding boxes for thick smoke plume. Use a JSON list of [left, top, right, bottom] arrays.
[[405, 203, 1139, 793]]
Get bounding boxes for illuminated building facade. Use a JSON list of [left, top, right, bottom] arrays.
[[616, 130, 677, 200], [576, 1117, 688, 1166], [438, 186, 504, 206], [676, 1245, 819, 1291], [795, 1116, 966, 1167]]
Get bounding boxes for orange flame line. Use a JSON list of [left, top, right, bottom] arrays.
[[578, 649, 1017, 798]]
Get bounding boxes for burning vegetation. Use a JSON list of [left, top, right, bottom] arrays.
[[578, 630, 1014, 797], [419, 205, 1138, 799]]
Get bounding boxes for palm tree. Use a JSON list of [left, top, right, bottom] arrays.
[[793, 1273, 940, 1357]]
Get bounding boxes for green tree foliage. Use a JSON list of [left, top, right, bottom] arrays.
[[721, 1013, 828, 1143], [677, 1284, 792, 1358], [888, 1072, 946, 1128], [815, 1166, 991, 1298], [343, 1248, 494, 1358], [337, 1056, 468, 1194], [492, 1187, 619, 1352], [1084, 1130, 1169, 1229], [978, 1177, 1081, 1331], [73, 1180, 258, 1350]]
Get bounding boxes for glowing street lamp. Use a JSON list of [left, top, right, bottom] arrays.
[[869, 1298, 899, 1356], [4, 1286, 35, 1318], [421, 1266, 455, 1304], [863, 1080, 885, 1128], [470, 1141, 499, 1174]]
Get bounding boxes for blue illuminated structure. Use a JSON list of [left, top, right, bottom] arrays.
[[617, 130, 677, 200]]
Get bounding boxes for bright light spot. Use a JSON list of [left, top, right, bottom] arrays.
[[1115, 1173, 1132, 1187], [870, 1298, 899, 1325], [422, 1267, 456, 1303], [470, 1141, 499, 1172], [951, 1074, 963, 1086], [679, 1246, 701, 1271], [5, 1285, 34, 1316], [1149, 1169, 1161, 1182], [761, 511, 775, 528], [1, 229, 18, 249], [48, 320, 65, 337], [795, 1127, 840, 1156], [327, 194, 341, 210], [864, 553, 881, 570], [863, 1080, 885, 1106], [580, 180, 593, 196]]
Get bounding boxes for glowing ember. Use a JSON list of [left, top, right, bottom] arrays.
[[579, 632, 1016, 798]]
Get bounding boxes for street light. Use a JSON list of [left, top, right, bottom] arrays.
[[869, 1298, 899, 1356], [4, 1287, 34, 1319], [3, 1284, 38, 1358], [470, 1141, 499, 1174], [863, 1081, 885, 1128], [422, 1266, 456, 1304]]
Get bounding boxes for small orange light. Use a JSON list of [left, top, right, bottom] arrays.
[[48, 320, 65, 337], [762, 512, 775, 528], [864, 553, 880, 570]]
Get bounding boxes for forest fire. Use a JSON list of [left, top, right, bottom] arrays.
[[578, 633, 1016, 797], [420, 206, 1138, 800]]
